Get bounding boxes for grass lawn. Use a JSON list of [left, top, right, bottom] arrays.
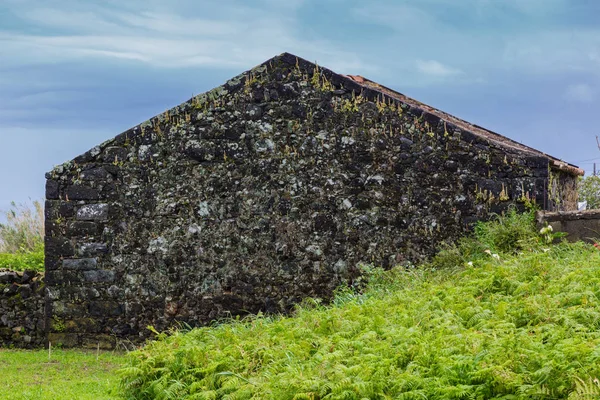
[[0, 348, 126, 399]]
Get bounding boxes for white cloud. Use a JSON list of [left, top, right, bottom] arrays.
[[0, 2, 369, 73], [502, 30, 600, 74], [352, 0, 600, 83], [416, 60, 462, 77], [564, 83, 594, 103]]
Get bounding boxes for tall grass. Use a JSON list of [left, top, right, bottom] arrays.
[[0, 200, 44, 271], [0, 200, 44, 253], [119, 210, 600, 399]]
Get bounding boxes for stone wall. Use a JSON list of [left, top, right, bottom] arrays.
[[537, 210, 600, 243], [44, 53, 580, 346], [0, 269, 45, 348]]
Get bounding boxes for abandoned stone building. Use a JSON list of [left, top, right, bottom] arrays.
[[39, 52, 582, 348]]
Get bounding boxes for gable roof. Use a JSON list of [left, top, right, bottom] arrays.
[[341, 73, 583, 176], [52, 52, 583, 177], [278, 52, 582, 176]]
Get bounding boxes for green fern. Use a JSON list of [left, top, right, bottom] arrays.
[[119, 212, 600, 400]]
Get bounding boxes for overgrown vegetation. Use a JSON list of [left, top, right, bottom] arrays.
[[429, 208, 561, 270], [0, 349, 125, 400], [578, 175, 600, 209], [0, 250, 44, 271], [0, 200, 44, 271], [119, 209, 600, 399]]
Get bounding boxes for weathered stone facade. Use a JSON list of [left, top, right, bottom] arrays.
[[43, 52, 582, 347], [0, 269, 45, 348]]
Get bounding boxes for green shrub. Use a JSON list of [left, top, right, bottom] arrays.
[[430, 208, 540, 270], [578, 175, 600, 209], [473, 207, 539, 253], [0, 248, 44, 272], [119, 212, 600, 400], [0, 200, 44, 253]]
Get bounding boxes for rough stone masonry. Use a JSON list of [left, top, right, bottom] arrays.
[[42, 52, 581, 348], [0, 269, 45, 348]]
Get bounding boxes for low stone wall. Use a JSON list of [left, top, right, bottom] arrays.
[[536, 210, 600, 243], [0, 269, 46, 348]]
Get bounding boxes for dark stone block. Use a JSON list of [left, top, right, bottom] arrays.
[[0, 271, 19, 284], [45, 200, 74, 220], [44, 255, 61, 271], [64, 318, 99, 333], [76, 204, 109, 221], [444, 160, 458, 172], [421, 146, 434, 155], [224, 76, 244, 92], [223, 127, 242, 141], [73, 150, 94, 164], [102, 146, 129, 163], [58, 202, 75, 218], [126, 302, 143, 315], [78, 243, 109, 257], [89, 301, 123, 317], [81, 334, 116, 350], [100, 183, 119, 200], [45, 219, 61, 237], [111, 323, 132, 335], [313, 214, 335, 233], [4, 283, 19, 295], [526, 156, 549, 169], [45, 271, 82, 285], [66, 221, 102, 237], [17, 284, 32, 299], [46, 236, 75, 257], [245, 104, 263, 120], [65, 185, 100, 201], [399, 137, 413, 150], [184, 144, 212, 162], [80, 167, 111, 180], [52, 301, 88, 318], [47, 333, 79, 347], [21, 270, 37, 284], [63, 258, 98, 271], [72, 153, 91, 165], [104, 165, 120, 176], [408, 106, 423, 117], [292, 103, 306, 118], [83, 270, 115, 283], [421, 111, 441, 126], [251, 87, 264, 103], [46, 180, 59, 200]]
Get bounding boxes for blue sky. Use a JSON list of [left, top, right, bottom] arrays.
[[1, 0, 600, 215]]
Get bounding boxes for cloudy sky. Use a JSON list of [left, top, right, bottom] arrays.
[[1, 0, 600, 214]]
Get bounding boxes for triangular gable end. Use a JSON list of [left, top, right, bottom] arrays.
[[47, 52, 582, 178]]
